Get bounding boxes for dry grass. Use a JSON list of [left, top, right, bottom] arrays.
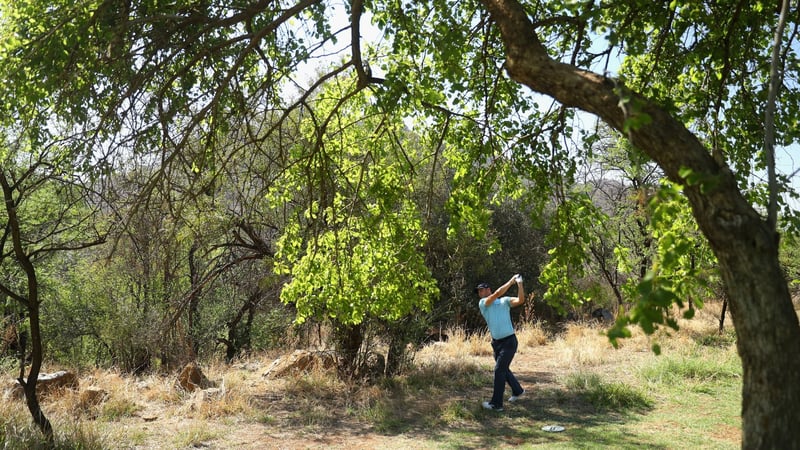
[[425, 321, 549, 361], [0, 304, 743, 449], [516, 321, 550, 347], [551, 322, 617, 367], [431, 326, 492, 357]]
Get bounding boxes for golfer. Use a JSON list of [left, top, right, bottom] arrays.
[[476, 274, 526, 411]]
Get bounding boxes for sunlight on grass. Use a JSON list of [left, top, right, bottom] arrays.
[[430, 326, 492, 357], [516, 321, 550, 346], [405, 357, 487, 392], [116, 427, 149, 447], [284, 364, 348, 399], [360, 400, 406, 432], [693, 329, 736, 348], [172, 425, 220, 448], [180, 377, 258, 420], [0, 416, 45, 450], [553, 322, 617, 367], [255, 413, 278, 425], [631, 345, 742, 449], [99, 396, 141, 421], [639, 352, 741, 385], [565, 371, 653, 411], [294, 405, 337, 427], [440, 399, 477, 423]]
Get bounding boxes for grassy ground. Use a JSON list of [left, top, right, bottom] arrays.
[[1, 302, 743, 449]]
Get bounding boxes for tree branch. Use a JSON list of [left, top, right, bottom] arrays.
[[765, 0, 791, 230]]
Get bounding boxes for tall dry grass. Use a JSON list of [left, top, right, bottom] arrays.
[[418, 321, 549, 363]]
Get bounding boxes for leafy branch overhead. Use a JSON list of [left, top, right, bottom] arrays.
[[1, 0, 800, 447]]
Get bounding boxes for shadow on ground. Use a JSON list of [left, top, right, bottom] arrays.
[[251, 359, 662, 449]]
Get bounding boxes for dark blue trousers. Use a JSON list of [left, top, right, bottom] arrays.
[[490, 334, 523, 407]]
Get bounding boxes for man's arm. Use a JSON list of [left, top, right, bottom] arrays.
[[484, 275, 520, 307], [510, 278, 525, 307]]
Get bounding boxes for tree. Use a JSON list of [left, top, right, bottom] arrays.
[[586, 136, 663, 312], [545, 130, 719, 322], [270, 77, 440, 375], [2, 0, 799, 446], [478, 1, 800, 446], [0, 141, 107, 439], [86, 144, 285, 370]]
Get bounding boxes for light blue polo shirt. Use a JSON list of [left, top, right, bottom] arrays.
[[479, 296, 515, 340]]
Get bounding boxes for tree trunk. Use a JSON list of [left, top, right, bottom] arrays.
[[1, 172, 54, 441], [20, 302, 53, 441], [332, 322, 364, 378], [719, 292, 729, 334], [222, 291, 260, 362], [188, 244, 201, 357], [482, 0, 800, 447], [384, 317, 416, 377]]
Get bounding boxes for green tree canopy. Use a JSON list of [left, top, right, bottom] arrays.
[[2, 0, 800, 446]]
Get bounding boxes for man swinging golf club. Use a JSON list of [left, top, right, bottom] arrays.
[[476, 274, 526, 411]]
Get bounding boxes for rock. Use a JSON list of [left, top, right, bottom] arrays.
[[591, 308, 614, 323], [190, 387, 224, 410], [38, 370, 79, 395], [178, 362, 214, 392], [5, 370, 79, 399], [263, 350, 337, 379]]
